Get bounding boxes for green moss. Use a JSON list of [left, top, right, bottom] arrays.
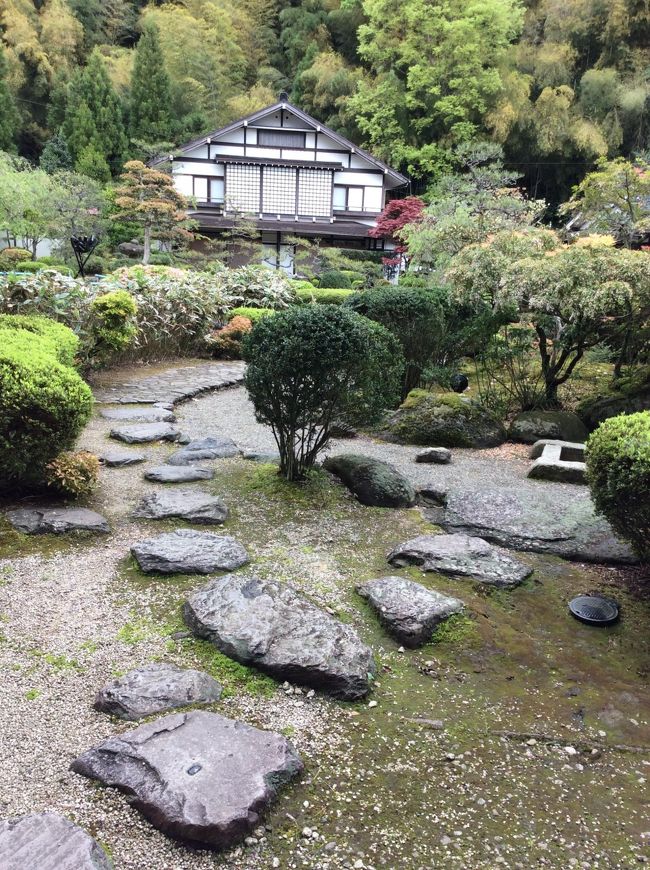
[[428, 613, 480, 648], [116, 619, 155, 646], [24, 688, 41, 700], [383, 391, 505, 448], [172, 635, 277, 698]]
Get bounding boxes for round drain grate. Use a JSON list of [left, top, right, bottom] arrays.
[[568, 595, 619, 626]]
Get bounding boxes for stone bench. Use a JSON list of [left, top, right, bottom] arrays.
[[527, 439, 586, 484]]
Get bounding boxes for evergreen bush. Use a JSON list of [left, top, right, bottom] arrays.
[[585, 412, 650, 561], [0, 313, 80, 366], [295, 287, 353, 305], [316, 269, 352, 288], [89, 290, 138, 363]]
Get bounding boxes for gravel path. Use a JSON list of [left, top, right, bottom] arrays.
[[0, 367, 648, 869]]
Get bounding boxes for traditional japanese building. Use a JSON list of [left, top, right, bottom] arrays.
[[158, 94, 408, 273]]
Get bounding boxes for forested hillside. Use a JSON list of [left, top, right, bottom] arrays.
[[0, 0, 648, 202]]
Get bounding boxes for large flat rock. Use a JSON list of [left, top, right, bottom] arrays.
[[110, 423, 180, 444], [6, 507, 110, 535], [323, 453, 416, 508], [184, 574, 376, 699], [100, 449, 146, 467], [94, 664, 222, 720], [133, 490, 228, 525], [357, 576, 464, 647], [144, 466, 214, 483], [434, 487, 637, 565], [70, 711, 303, 849], [167, 436, 240, 465], [388, 534, 532, 588], [131, 529, 248, 574], [100, 407, 176, 423], [0, 812, 113, 870]]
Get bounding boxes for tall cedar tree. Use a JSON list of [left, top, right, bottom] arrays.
[[129, 22, 174, 144], [62, 49, 127, 173], [112, 160, 192, 264], [0, 45, 19, 152]]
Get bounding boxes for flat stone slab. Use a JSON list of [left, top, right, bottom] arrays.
[[133, 490, 228, 525], [388, 534, 532, 588], [433, 487, 636, 565], [529, 439, 585, 460], [110, 422, 180, 444], [6, 507, 110, 535], [131, 529, 248, 574], [528, 440, 586, 484], [0, 812, 113, 870], [323, 453, 416, 508], [242, 449, 281, 463], [70, 710, 303, 849], [94, 663, 222, 720], [184, 574, 376, 699], [144, 465, 214, 483], [357, 576, 464, 647], [416, 447, 452, 464], [93, 361, 246, 406], [167, 436, 240, 466], [100, 407, 176, 423], [100, 449, 146, 467]]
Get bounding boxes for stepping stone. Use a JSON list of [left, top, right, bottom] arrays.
[[110, 422, 180, 444], [415, 447, 452, 464], [6, 507, 110, 535], [133, 490, 228, 525], [167, 436, 240, 465], [94, 663, 222, 720], [528, 440, 586, 484], [323, 453, 415, 508], [70, 710, 303, 849], [144, 465, 214, 483], [100, 406, 176, 423], [357, 576, 464, 647], [184, 574, 376, 699], [241, 449, 280, 463], [131, 529, 248, 574], [0, 812, 113, 870], [100, 449, 146, 467], [388, 533, 532, 588]]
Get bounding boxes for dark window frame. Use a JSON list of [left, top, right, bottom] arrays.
[[258, 130, 307, 149]]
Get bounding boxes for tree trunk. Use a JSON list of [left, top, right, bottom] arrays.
[[143, 226, 151, 265]]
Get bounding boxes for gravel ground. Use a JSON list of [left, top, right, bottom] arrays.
[[0, 370, 649, 870]]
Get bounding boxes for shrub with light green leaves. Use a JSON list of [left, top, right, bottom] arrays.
[[586, 411, 650, 561], [90, 289, 138, 363], [295, 287, 353, 305], [0, 313, 80, 366], [230, 306, 275, 322]]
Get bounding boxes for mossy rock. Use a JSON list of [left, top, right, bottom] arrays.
[[508, 410, 587, 444], [323, 453, 416, 508], [578, 381, 650, 432], [379, 392, 506, 449]]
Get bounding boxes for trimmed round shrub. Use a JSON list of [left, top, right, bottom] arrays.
[[243, 305, 403, 480], [0, 328, 93, 489], [586, 412, 650, 561], [295, 287, 353, 305], [316, 269, 351, 289], [0, 248, 32, 269], [230, 306, 275, 322], [90, 290, 138, 363], [9, 261, 74, 276], [0, 313, 80, 367]]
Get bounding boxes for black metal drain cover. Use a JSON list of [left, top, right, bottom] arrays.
[[569, 595, 619, 626]]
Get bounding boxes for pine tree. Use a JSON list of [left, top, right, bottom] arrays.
[[40, 131, 73, 173], [0, 45, 19, 153], [76, 143, 112, 183], [62, 48, 127, 173], [129, 22, 174, 143]]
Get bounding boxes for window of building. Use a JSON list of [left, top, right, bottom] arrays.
[[210, 178, 225, 203], [193, 177, 208, 201], [347, 187, 364, 210], [258, 130, 306, 148], [225, 164, 261, 212], [298, 168, 332, 217], [332, 185, 346, 210], [262, 166, 297, 214]]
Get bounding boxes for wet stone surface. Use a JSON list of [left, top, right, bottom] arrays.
[[5, 507, 110, 536], [110, 423, 181, 444], [131, 529, 249, 574], [100, 407, 176, 423], [166, 436, 241, 465], [100, 449, 147, 467], [133, 489, 228, 525], [0, 812, 113, 870], [143, 466, 214, 483], [94, 362, 245, 406]]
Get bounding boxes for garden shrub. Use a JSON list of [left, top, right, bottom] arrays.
[[209, 315, 253, 359], [0, 248, 32, 270], [0, 313, 80, 366], [290, 279, 316, 292], [243, 305, 402, 480], [316, 269, 351, 289], [586, 412, 650, 561], [295, 287, 353, 305], [89, 290, 138, 364], [230, 306, 274, 322], [8, 261, 74, 276], [45, 450, 99, 498], [215, 264, 296, 309], [0, 327, 93, 489]]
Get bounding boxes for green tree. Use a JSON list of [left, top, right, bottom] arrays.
[[39, 132, 73, 173], [0, 45, 19, 152], [75, 143, 112, 183], [129, 22, 173, 143]]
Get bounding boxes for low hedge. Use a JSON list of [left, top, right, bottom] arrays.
[[0, 313, 80, 367], [295, 287, 354, 305], [0, 322, 92, 489], [230, 306, 275, 322], [586, 411, 650, 561]]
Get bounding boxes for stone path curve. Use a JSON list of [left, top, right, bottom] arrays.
[[93, 361, 245, 406]]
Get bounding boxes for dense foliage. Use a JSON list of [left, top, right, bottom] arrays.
[[586, 412, 650, 561], [243, 305, 403, 480]]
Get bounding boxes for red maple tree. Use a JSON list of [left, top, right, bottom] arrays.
[[369, 196, 425, 253]]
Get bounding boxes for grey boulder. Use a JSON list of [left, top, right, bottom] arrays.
[[509, 410, 587, 445], [144, 465, 214, 483], [94, 663, 222, 720], [323, 453, 415, 508], [0, 812, 113, 870], [100, 449, 146, 467], [110, 422, 180, 444], [100, 406, 176, 423], [167, 436, 240, 465], [70, 710, 303, 849], [357, 576, 464, 647], [184, 574, 376, 699], [241, 449, 281, 463], [388, 533, 532, 588], [133, 489, 228, 525], [415, 447, 452, 464], [6, 507, 109, 535], [131, 529, 248, 574]]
